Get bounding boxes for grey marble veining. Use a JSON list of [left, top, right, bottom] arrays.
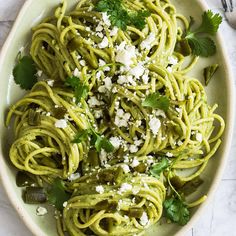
[[0, 1, 236, 236]]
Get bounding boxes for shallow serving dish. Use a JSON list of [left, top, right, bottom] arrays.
[[0, 0, 234, 235]]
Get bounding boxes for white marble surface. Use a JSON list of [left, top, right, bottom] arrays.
[[0, 0, 236, 235]]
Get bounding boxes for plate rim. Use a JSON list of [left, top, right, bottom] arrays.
[[0, 0, 235, 236]]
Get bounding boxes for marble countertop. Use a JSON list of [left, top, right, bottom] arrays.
[[0, 0, 236, 235]]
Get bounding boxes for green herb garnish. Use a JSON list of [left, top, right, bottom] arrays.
[[73, 129, 114, 153], [47, 178, 71, 211], [163, 196, 190, 225], [72, 129, 90, 143], [183, 10, 222, 57], [65, 76, 88, 103], [150, 158, 170, 178], [91, 132, 114, 153], [96, 0, 150, 30], [13, 55, 38, 90], [203, 64, 219, 86], [142, 92, 170, 112]]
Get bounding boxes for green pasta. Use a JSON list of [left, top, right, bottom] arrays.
[[6, 0, 225, 235]]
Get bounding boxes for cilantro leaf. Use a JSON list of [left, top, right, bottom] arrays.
[[73, 129, 114, 153], [13, 56, 38, 90], [96, 0, 122, 12], [182, 10, 222, 57], [197, 10, 222, 35], [65, 76, 88, 103], [150, 158, 170, 178], [164, 197, 190, 225], [65, 76, 79, 88], [186, 35, 216, 57], [91, 131, 114, 153], [128, 10, 151, 30], [142, 92, 170, 112], [75, 84, 89, 103], [96, 0, 150, 30], [47, 178, 71, 211], [72, 129, 90, 143]]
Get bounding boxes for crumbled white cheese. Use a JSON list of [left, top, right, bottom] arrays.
[[88, 96, 102, 107], [166, 152, 173, 157], [96, 185, 105, 194], [96, 71, 102, 79], [177, 140, 183, 146], [98, 86, 106, 93], [68, 172, 81, 181], [124, 155, 129, 163], [80, 60, 86, 66], [96, 23, 103, 32], [167, 66, 173, 73], [115, 42, 136, 67], [112, 87, 118, 93], [142, 69, 150, 84], [36, 207, 48, 216], [168, 56, 178, 65], [37, 70, 43, 77], [127, 75, 137, 86], [140, 33, 156, 50], [94, 110, 103, 119], [109, 136, 121, 149], [140, 212, 149, 226], [196, 133, 203, 142], [110, 26, 118, 36], [98, 36, 109, 48], [131, 158, 140, 168], [134, 139, 143, 146], [135, 120, 142, 127], [47, 80, 54, 87], [130, 63, 145, 78], [149, 117, 161, 135], [99, 59, 106, 66], [118, 183, 132, 194], [116, 41, 126, 51], [114, 109, 131, 127], [100, 149, 108, 166], [176, 107, 182, 113], [73, 68, 81, 77], [104, 77, 112, 91], [122, 164, 130, 173], [102, 12, 111, 26], [117, 75, 127, 85], [96, 32, 104, 38], [155, 109, 166, 118], [55, 119, 68, 129], [130, 144, 139, 153]]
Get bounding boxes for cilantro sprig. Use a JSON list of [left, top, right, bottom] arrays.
[[47, 178, 71, 211], [73, 129, 114, 153], [142, 92, 170, 112], [182, 10, 222, 57], [150, 158, 170, 178], [13, 55, 38, 90], [164, 196, 190, 225], [96, 0, 150, 30], [65, 76, 88, 103]]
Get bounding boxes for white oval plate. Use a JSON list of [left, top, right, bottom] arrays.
[[0, 0, 234, 236]]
